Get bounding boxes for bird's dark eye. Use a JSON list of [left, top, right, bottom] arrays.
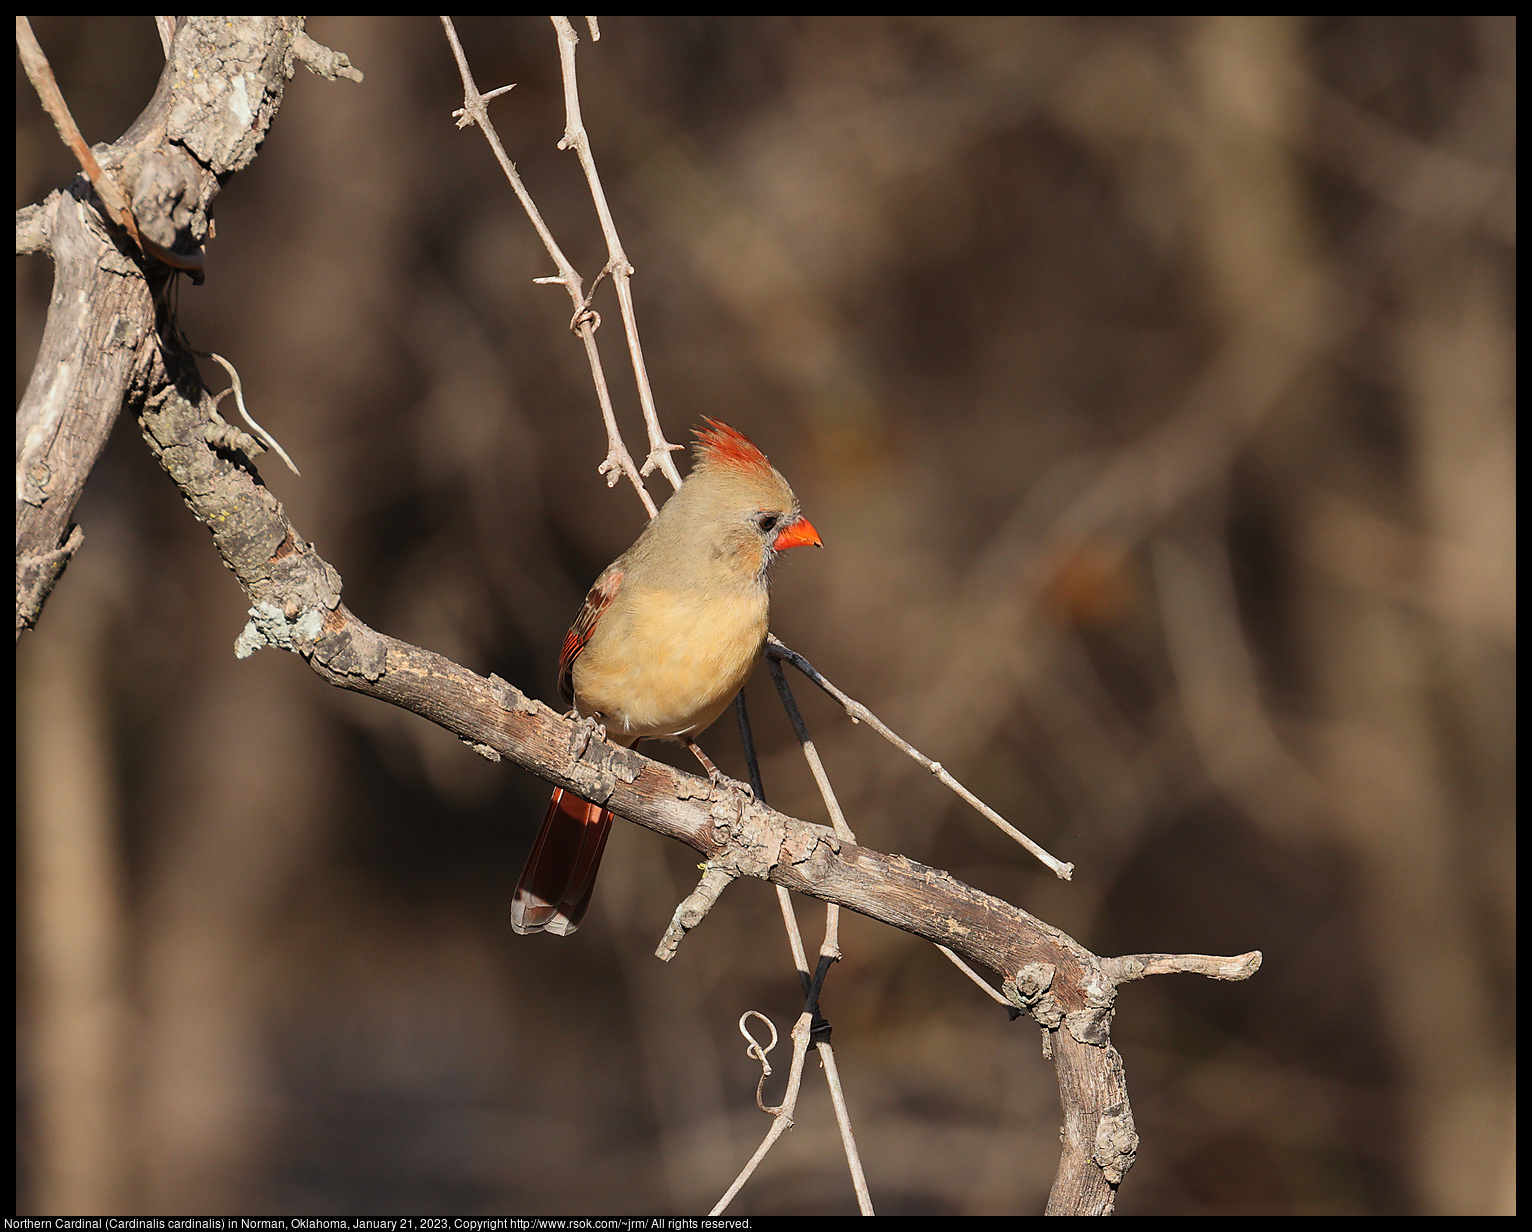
[[756, 512, 781, 535]]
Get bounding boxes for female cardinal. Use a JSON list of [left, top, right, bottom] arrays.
[[510, 418, 822, 935]]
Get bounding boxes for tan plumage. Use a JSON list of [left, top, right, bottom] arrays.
[[511, 419, 821, 935]]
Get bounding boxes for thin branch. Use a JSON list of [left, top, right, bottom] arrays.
[[15, 17, 144, 253], [818, 1040, 874, 1215], [713, 1010, 814, 1215], [292, 29, 365, 82], [738, 692, 817, 993], [1102, 951, 1263, 984], [439, 15, 659, 517], [740, 669, 873, 1210], [767, 635, 1074, 879], [549, 16, 684, 489], [768, 658, 856, 843], [938, 944, 1017, 1009], [655, 864, 736, 961]]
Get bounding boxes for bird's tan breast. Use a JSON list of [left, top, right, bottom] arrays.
[[571, 584, 769, 741]]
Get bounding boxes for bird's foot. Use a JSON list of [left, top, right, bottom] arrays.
[[567, 712, 608, 760], [685, 738, 754, 800], [715, 773, 756, 801]]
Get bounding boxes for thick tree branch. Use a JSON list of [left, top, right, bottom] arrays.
[[15, 16, 355, 639]]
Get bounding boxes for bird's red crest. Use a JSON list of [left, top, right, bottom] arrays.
[[693, 418, 772, 476]]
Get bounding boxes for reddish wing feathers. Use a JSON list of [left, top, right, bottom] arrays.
[[558, 567, 623, 706], [693, 417, 773, 476]]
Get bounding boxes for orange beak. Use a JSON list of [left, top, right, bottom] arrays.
[[772, 515, 823, 551]]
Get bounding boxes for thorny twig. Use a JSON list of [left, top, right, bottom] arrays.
[[550, 16, 685, 490], [440, 15, 659, 517]]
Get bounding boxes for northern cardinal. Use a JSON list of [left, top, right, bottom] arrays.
[[510, 418, 822, 935]]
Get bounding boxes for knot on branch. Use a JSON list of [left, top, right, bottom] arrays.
[[234, 601, 300, 658], [1065, 1006, 1114, 1047], [1094, 1104, 1139, 1187], [292, 31, 365, 83], [203, 419, 265, 462], [1005, 961, 1065, 1028]]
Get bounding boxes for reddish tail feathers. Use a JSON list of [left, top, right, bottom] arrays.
[[510, 788, 614, 935]]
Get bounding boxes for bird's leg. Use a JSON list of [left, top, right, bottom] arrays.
[[684, 737, 720, 779], [685, 738, 754, 800]]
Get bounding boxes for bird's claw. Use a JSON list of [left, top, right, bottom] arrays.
[[567, 712, 608, 760], [710, 770, 755, 801]]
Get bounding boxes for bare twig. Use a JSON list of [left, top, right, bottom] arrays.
[[818, 1039, 874, 1214], [938, 944, 1017, 1009], [737, 684, 871, 1211], [713, 1010, 813, 1215], [440, 15, 659, 517], [738, 693, 818, 994], [550, 16, 685, 490], [767, 635, 1074, 879], [765, 660, 878, 1207], [1102, 951, 1263, 984], [197, 352, 302, 476], [15, 17, 144, 254], [292, 29, 365, 82], [768, 658, 856, 843], [655, 864, 736, 961]]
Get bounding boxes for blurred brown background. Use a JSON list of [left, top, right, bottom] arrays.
[[16, 16, 1515, 1216]]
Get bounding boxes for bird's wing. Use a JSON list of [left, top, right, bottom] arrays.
[[558, 565, 623, 706]]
